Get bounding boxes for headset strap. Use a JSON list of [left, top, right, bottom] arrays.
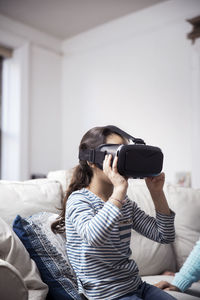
[[79, 125, 145, 163], [79, 148, 105, 164], [106, 125, 145, 144]]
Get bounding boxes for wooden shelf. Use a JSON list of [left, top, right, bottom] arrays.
[[187, 16, 200, 44]]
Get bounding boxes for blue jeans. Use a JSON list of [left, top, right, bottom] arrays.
[[114, 282, 177, 300]]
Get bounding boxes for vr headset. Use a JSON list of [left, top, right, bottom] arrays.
[[79, 125, 163, 178]]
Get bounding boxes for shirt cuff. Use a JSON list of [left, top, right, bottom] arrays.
[[106, 201, 122, 217], [172, 273, 190, 292], [156, 209, 175, 220]]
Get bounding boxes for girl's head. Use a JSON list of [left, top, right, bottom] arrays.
[[51, 125, 126, 233], [79, 126, 125, 151]]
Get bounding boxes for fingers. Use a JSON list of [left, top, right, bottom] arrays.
[[112, 155, 118, 172], [162, 271, 175, 276], [145, 172, 165, 181], [154, 281, 178, 291], [149, 172, 165, 182], [154, 281, 170, 290], [158, 172, 165, 181], [103, 154, 110, 170], [103, 154, 118, 172], [164, 286, 179, 292]]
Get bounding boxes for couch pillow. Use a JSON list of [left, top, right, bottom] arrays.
[[0, 179, 62, 225], [166, 184, 200, 270], [128, 180, 176, 275], [13, 212, 81, 300]]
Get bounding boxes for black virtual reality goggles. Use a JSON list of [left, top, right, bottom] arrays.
[[79, 125, 163, 178]]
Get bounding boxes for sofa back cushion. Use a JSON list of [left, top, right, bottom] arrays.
[[47, 170, 200, 274], [48, 169, 73, 193], [0, 179, 62, 225], [166, 184, 200, 270], [127, 180, 176, 275]]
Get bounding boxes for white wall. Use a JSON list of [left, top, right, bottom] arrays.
[[30, 45, 62, 176], [61, 0, 200, 187], [0, 14, 62, 179], [0, 0, 200, 185], [1, 43, 31, 180], [1, 48, 21, 180]]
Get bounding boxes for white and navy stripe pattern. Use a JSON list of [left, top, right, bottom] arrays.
[[66, 188, 175, 300]]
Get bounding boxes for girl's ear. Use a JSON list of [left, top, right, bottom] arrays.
[[87, 161, 95, 168], [87, 162, 99, 172]]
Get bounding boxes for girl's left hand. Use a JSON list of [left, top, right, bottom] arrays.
[[145, 172, 170, 215], [145, 172, 165, 194]]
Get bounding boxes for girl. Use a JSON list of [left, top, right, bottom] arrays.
[[52, 125, 176, 300]]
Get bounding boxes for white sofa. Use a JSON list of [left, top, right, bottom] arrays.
[[0, 169, 200, 300]]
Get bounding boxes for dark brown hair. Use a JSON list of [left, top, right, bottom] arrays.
[[51, 125, 123, 233]]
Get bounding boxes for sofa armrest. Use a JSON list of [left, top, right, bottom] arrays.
[[0, 259, 28, 300], [0, 217, 48, 300]]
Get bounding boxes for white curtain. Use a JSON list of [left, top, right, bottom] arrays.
[[1, 53, 21, 180], [1, 44, 30, 181]]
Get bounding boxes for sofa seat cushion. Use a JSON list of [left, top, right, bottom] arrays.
[[0, 179, 62, 225], [13, 212, 81, 300], [142, 275, 200, 300]]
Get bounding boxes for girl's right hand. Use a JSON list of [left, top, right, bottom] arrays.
[[103, 154, 128, 201]]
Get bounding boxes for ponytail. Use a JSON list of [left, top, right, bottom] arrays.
[[51, 125, 124, 234], [51, 161, 93, 233]]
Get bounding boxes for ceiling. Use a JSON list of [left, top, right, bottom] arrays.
[[0, 0, 168, 40]]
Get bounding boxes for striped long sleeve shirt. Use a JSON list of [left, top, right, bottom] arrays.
[[66, 188, 175, 300]]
